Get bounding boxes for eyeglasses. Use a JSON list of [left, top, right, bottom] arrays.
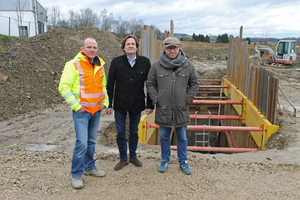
[[165, 46, 179, 51]]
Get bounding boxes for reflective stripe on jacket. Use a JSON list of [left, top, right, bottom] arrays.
[[58, 51, 109, 114]]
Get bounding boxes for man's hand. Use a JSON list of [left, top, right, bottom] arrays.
[[106, 108, 113, 115], [76, 106, 86, 113], [99, 104, 106, 110], [145, 109, 153, 115]]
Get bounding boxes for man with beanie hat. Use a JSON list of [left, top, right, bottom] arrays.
[[146, 37, 199, 174]]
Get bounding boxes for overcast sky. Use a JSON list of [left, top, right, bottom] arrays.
[[38, 0, 300, 39]]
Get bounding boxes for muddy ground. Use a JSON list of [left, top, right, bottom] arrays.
[[1, 29, 300, 199]]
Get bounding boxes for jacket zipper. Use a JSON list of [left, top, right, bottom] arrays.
[[172, 71, 175, 127]]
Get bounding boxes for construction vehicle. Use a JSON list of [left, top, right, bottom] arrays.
[[253, 40, 297, 66]]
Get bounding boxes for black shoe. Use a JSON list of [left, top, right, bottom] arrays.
[[114, 160, 129, 171]]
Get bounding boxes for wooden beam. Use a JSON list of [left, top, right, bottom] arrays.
[[0, 74, 8, 81]]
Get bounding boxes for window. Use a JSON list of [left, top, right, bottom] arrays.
[[291, 42, 296, 53], [19, 26, 28, 37], [38, 22, 44, 34], [277, 42, 289, 55]]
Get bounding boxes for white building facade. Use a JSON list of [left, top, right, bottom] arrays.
[[0, 0, 47, 37]]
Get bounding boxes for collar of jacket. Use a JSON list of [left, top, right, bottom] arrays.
[[123, 52, 139, 59], [81, 52, 101, 66]]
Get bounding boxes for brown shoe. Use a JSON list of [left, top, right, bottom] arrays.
[[114, 160, 129, 171], [129, 157, 143, 167]]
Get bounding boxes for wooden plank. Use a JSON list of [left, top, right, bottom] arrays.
[[268, 73, 277, 124], [237, 26, 243, 90], [227, 37, 233, 83], [261, 68, 267, 116], [245, 53, 251, 97], [240, 42, 246, 94], [164, 31, 168, 39], [148, 129, 158, 145], [149, 26, 154, 63], [248, 65, 254, 101], [156, 40, 161, 61], [257, 68, 263, 113], [273, 78, 279, 124], [242, 42, 249, 94], [234, 36, 239, 87], [145, 109, 156, 142], [264, 70, 269, 118], [170, 20, 174, 37], [271, 76, 275, 122], [265, 69, 271, 117], [268, 76, 274, 123], [254, 67, 259, 106], [227, 36, 232, 81], [140, 28, 146, 57], [0, 74, 8, 81]]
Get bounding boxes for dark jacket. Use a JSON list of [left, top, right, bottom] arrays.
[[107, 54, 154, 113], [146, 57, 199, 128]]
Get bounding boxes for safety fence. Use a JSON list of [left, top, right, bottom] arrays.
[[227, 27, 279, 124]]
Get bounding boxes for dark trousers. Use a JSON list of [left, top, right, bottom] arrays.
[[115, 111, 141, 161]]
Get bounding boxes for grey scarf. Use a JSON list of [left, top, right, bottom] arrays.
[[159, 49, 187, 69]]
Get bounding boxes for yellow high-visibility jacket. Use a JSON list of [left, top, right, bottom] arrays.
[[58, 51, 109, 115]]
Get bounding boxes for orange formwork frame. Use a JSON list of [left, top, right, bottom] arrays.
[[146, 121, 264, 153], [222, 78, 279, 149], [138, 78, 279, 152], [147, 122, 264, 132]]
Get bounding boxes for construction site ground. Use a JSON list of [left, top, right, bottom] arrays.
[[0, 28, 300, 199]]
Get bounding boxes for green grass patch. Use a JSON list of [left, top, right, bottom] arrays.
[[0, 34, 25, 51]]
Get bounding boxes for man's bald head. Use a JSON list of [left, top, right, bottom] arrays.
[[81, 38, 98, 63]]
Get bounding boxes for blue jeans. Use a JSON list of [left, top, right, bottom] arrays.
[[71, 110, 101, 178], [160, 126, 188, 164], [115, 111, 141, 161]]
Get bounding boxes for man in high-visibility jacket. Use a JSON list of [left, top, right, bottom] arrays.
[[59, 38, 109, 189]]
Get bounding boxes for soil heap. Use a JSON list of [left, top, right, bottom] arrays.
[[0, 27, 124, 121]]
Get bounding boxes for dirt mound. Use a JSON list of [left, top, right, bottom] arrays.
[[0, 27, 124, 121]]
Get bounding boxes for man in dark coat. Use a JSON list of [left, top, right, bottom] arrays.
[[146, 37, 199, 174], [106, 35, 154, 170]]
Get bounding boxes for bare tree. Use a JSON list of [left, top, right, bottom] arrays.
[[49, 6, 62, 29], [56, 16, 69, 29], [100, 9, 114, 32], [78, 8, 99, 27], [11, 0, 28, 36], [260, 32, 269, 45], [114, 16, 129, 38], [46, 7, 161, 40], [128, 18, 144, 38], [68, 9, 78, 29]]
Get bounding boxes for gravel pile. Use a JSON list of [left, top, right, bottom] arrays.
[[0, 27, 124, 121]]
